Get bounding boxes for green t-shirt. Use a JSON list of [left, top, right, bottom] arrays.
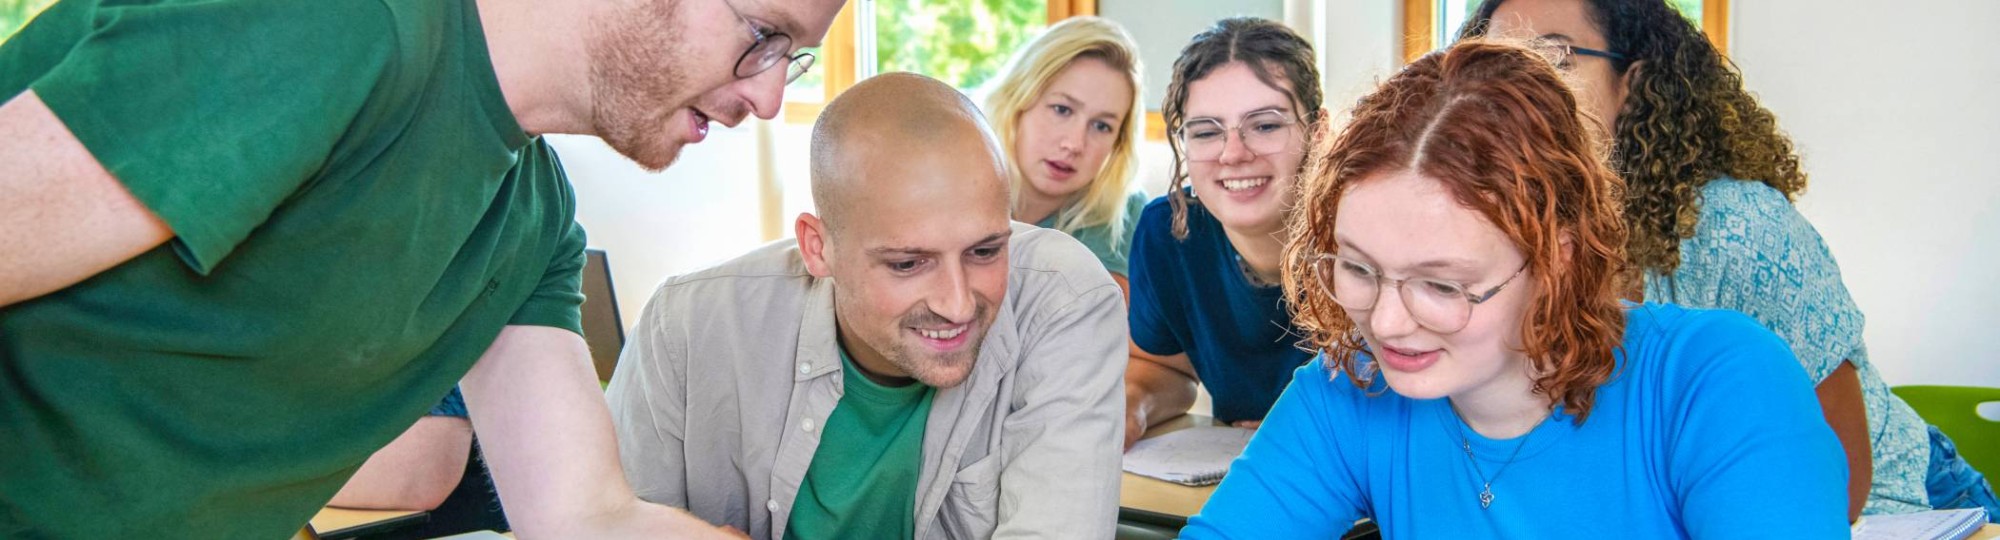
[[786, 349, 936, 540], [0, 0, 585, 538], [1036, 190, 1149, 277]]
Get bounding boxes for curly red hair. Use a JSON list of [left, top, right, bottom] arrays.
[[1283, 40, 1631, 421]]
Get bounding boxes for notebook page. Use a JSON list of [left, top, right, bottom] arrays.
[[1122, 426, 1256, 486], [1851, 508, 1988, 540]]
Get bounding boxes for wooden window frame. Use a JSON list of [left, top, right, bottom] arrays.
[[1402, 0, 1729, 64]]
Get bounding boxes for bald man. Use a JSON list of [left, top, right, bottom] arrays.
[[604, 73, 1126, 539]]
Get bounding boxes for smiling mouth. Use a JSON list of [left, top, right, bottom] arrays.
[[1219, 176, 1270, 192], [916, 325, 967, 340], [1045, 160, 1076, 174], [690, 109, 711, 139]]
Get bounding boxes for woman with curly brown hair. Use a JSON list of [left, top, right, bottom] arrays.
[[1181, 40, 1847, 538], [1462, 0, 1999, 522], [1122, 17, 1323, 447]]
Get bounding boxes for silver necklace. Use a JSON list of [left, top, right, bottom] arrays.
[[1449, 403, 1542, 510]]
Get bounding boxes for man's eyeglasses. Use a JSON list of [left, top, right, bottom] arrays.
[[723, 0, 815, 84]]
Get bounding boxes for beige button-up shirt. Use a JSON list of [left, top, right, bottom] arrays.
[[606, 223, 1126, 539]]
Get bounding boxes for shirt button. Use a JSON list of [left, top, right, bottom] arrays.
[[802, 418, 816, 432], [767, 499, 779, 512], [798, 362, 811, 374]]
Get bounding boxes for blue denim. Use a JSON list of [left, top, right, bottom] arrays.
[[1925, 425, 2000, 523]]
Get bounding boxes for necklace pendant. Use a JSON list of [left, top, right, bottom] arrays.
[[1478, 486, 1494, 509]]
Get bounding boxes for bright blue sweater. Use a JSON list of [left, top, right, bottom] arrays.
[[1183, 303, 1850, 539]]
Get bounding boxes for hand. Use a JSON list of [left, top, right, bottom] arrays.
[[1232, 420, 1261, 431], [1124, 407, 1148, 451]]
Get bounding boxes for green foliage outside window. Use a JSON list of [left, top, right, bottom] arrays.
[[874, 0, 1046, 91], [1, 0, 58, 44]]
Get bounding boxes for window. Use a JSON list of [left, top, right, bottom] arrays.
[[1402, 0, 1727, 63], [784, 0, 1091, 124]]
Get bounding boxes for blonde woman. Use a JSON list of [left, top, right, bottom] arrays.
[[985, 16, 1148, 283]]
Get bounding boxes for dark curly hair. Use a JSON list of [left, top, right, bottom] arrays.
[[1460, 0, 1807, 274], [1160, 17, 1323, 239], [1286, 40, 1629, 422]]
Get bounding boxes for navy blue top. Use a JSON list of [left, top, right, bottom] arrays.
[[1127, 195, 1313, 423], [428, 387, 468, 418], [1183, 303, 1850, 539]]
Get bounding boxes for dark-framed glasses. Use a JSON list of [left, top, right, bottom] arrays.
[[1534, 40, 1628, 71], [1176, 108, 1303, 162], [1309, 253, 1527, 333], [724, 0, 816, 84]]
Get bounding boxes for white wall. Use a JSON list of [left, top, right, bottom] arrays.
[[562, 0, 1998, 388], [1730, 0, 2000, 386]]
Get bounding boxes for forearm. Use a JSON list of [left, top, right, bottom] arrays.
[[328, 416, 473, 511], [1814, 361, 1871, 522], [1126, 356, 1197, 427], [460, 325, 723, 538]]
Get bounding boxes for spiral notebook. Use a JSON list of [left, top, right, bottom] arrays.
[[1850, 508, 1989, 540], [1122, 425, 1256, 486]]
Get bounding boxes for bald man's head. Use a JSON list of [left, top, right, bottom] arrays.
[[795, 73, 1015, 390], [809, 72, 1010, 235]]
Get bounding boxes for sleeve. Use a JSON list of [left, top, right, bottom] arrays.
[[1182, 357, 1367, 539], [426, 386, 469, 418], [603, 282, 691, 508], [992, 278, 1127, 538], [1676, 187, 1867, 384], [507, 222, 587, 335], [1664, 311, 1850, 538], [1127, 201, 1185, 356], [27, 0, 400, 273]]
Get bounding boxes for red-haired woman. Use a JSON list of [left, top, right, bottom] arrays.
[[1181, 40, 1848, 538]]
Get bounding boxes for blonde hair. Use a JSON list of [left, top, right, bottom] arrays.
[[983, 16, 1144, 246]]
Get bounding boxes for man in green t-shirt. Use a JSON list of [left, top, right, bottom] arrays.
[[0, 0, 842, 537]]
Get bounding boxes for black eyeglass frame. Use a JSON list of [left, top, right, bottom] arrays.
[[723, 0, 816, 84]]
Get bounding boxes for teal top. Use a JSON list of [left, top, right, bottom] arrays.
[[1643, 178, 1930, 514], [785, 348, 936, 539], [1037, 190, 1149, 277]]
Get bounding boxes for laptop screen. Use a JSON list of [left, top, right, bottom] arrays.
[[581, 249, 626, 382]]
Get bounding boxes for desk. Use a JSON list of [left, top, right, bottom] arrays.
[[1973, 523, 2000, 539], [308, 507, 427, 539], [1118, 414, 1221, 529]]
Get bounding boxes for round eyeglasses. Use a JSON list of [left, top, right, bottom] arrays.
[[1176, 109, 1303, 162], [1310, 253, 1526, 333], [723, 0, 816, 84]]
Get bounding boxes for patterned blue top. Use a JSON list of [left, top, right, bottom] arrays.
[[1642, 178, 1930, 514]]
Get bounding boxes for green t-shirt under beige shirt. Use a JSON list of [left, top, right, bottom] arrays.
[[785, 348, 935, 540], [0, 0, 585, 538]]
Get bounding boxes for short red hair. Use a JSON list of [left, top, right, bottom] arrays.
[[1282, 40, 1631, 421]]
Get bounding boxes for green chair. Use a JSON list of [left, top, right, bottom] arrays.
[[1891, 385, 2000, 489]]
